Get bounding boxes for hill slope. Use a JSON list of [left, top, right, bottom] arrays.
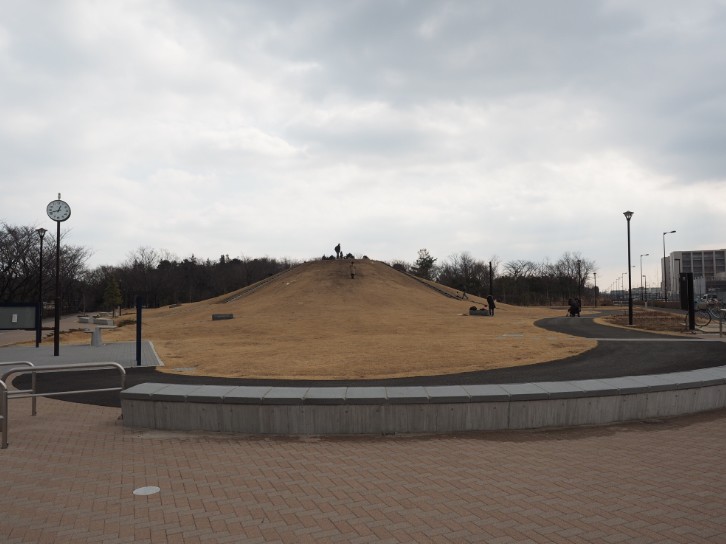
[[95, 259, 595, 379]]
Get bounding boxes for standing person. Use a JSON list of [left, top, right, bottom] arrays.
[[334, 243, 341, 259], [487, 294, 496, 316], [349, 260, 356, 279]]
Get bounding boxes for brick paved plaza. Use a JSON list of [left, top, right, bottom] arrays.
[[2, 396, 725, 543]]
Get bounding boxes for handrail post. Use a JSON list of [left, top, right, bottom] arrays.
[[1, 379, 8, 449], [32, 372, 37, 416], [0, 362, 36, 416]]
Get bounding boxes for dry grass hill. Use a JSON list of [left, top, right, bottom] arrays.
[[68, 259, 596, 379]]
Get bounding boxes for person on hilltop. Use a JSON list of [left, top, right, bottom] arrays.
[[350, 260, 356, 279], [334, 243, 341, 259]]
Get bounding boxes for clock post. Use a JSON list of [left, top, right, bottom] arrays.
[[46, 193, 71, 356]]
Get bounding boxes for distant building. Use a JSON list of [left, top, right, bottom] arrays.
[[662, 249, 726, 297]]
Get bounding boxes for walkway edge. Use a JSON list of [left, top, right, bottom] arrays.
[[121, 365, 726, 434]]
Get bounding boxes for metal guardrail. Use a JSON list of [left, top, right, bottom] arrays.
[[0, 379, 6, 450], [0, 361, 37, 416], [1, 362, 126, 449]]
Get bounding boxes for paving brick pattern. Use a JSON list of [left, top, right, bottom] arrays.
[[2, 397, 726, 543]]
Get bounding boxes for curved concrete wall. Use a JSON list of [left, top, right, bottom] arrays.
[[121, 366, 726, 434]]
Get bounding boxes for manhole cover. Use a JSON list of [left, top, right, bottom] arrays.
[[133, 486, 161, 496]]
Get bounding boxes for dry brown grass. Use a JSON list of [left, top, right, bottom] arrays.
[[599, 308, 686, 333], [61, 260, 597, 380]]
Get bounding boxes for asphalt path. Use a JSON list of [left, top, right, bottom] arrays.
[[8, 310, 726, 407]]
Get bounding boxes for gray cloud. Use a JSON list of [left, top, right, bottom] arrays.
[[0, 0, 724, 287]]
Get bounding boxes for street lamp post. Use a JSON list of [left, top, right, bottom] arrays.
[[663, 230, 676, 302], [35, 228, 47, 347], [593, 272, 597, 307], [642, 275, 647, 302], [639, 253, 649, 301], [624, 211, 634, 325]]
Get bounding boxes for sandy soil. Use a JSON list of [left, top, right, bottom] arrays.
[[57, 259, 597, 380]]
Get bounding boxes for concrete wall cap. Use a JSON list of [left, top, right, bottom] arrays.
[[149, 384, 202, 402], [304, 387, 348, 405], [386, 386, 429, 404], [498, 383, 548, 400], [568, 379, 621, 397], [344, 386, 388, 404], [186, 385, 239, 403], [121, 382, 171, 400], [461, 384, 510, 402], [596, 376, 651, 394], [424, 385, 470, 403], [683, 367, 726, 386], [627, 374, 679, 392], [262, 387, 309, 404], [222, 386, 272, 404], [536, 381, 586, 399]]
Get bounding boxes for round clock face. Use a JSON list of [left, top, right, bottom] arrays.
[[47, 200, 71, 222]]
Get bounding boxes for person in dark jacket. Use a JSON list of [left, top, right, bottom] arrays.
[[486, 294, 496, 316]]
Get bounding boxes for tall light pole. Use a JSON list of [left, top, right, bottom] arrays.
[[593, 272, 597, 307], [642, 275, 647, 301], [662, 230, 676, 302], [35, 228, 47, 347], [639, 253, 649, 301], [624, 211, 634, 325]]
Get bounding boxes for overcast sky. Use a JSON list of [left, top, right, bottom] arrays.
[[2, 0, 725, 292]]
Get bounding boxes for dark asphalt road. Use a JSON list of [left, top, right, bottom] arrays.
[[13, 311, 726, 407]]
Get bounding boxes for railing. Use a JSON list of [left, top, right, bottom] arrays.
[[0, 362, 36, 415], [1, 362, 126, 449], [0, 379, 6, 450]]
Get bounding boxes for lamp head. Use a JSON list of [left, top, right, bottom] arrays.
[[36, 227, 47, 239], [623, 210, 634, 220]]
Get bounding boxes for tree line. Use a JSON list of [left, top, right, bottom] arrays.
[[395, 248, 598, 306], [0, 222, 295, 315], [1, 221, 598, 314]]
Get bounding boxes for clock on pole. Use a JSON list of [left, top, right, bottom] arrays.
[[47, 193, 71, 356], [47, 197, 71, 222]]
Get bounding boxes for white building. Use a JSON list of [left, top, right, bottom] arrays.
[[662, 249, 726, 297]]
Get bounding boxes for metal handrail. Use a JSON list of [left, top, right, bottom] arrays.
[[1, 379, 7, 449], [0, 362, 126, 449], [0, 362, 37, 415], [0, 361, 34, 368]]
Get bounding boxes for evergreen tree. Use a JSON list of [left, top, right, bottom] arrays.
[[102, 276, 123, 314], [411, 249, 437, 280]]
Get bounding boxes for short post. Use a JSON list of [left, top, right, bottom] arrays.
[[135, 296, 142, 366], [32, 371, 37, 416]]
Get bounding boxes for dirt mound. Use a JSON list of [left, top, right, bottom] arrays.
[[68, 259, 596, 379]]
